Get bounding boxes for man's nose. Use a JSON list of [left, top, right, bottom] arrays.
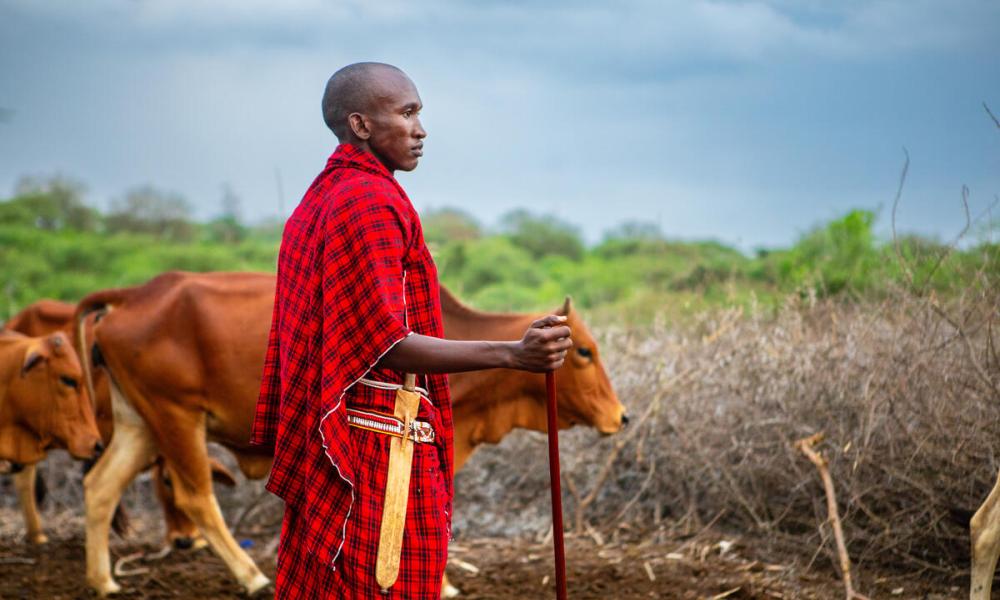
[[414, 118, 426, 139]]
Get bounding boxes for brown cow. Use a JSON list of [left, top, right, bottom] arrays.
[[3, 299, 75, 336], [5, 300, 236, 550], [442, 288, 624, 472], [76, 271, 624, 596], [0, 330, 103, 544]]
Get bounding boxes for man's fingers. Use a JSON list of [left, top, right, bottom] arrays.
[[553, 338, 574, 351], [531, 315, 568, 329], [537, 326, 572, 341]]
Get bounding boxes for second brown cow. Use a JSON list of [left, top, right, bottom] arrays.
[[0, 329, 103, 544]]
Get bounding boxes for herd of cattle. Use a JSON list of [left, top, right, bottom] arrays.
[[0, 270, 626, 597]]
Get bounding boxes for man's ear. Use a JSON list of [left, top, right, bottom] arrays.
[[348, 112, 371, 140]]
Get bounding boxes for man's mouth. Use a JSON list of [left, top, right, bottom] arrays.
[[412, 145, 423, 157]]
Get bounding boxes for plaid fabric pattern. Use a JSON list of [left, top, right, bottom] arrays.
[[252, 144, 454, 598], [275, 384, 449, 599]]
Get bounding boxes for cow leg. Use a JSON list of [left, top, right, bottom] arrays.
[[14, 463, 47, 544], [971, 468, 1000, 599], [441, 574, 460, 598], [84, 382, 158, 596], [158, 422, 269, 595], [152, 461, 206, 551]]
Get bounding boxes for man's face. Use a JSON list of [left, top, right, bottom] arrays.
[[365, 73, 426, 173]]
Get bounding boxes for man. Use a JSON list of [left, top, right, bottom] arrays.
[[251, 62, 572, 599]]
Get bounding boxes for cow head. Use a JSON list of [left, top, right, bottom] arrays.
[[12, 332, 103, 461], [552, 296, 626, 434]]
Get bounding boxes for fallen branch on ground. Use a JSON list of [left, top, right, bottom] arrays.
[[795, 432, 870, 600]]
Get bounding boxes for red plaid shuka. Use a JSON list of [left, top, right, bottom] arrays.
[[251, 144, 454, 599]]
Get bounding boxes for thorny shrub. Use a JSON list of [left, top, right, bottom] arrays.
[[455, 278, 1000, 578]]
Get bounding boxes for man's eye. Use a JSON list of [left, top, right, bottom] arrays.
[[403, 111, 412, 118]]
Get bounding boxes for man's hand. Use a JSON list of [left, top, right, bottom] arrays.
[[510, 315, 573, 372]]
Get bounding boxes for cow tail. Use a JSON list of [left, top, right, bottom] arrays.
[[74, 287, 132, 537], [73, 288, 125, 413]]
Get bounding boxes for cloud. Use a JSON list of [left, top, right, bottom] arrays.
[[5, 1, 997, 69], [0, 0, 996, 249]]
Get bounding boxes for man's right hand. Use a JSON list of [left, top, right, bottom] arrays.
[[510, 315, 573, 372]]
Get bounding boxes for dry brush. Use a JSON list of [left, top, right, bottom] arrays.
[[455, 280, 1000, 579]]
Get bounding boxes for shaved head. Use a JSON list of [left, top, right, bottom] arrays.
[[322, 62, 410, 140], [320, 61, 426, 172]]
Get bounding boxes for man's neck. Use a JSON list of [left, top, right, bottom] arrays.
[[340, 139, 394, 174]]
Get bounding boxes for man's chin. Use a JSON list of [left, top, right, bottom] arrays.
[[398, 159, 420, 172]]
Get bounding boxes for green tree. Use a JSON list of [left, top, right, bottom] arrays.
[[0, 175, 99, 231], [207, 184, 247, 244], [752, 209, 879, 296], [498, 209, 584, 261], [106, 185, 195, 242], [422, 207, 481, 246]]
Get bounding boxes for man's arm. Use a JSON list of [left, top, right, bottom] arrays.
[[377, 315, 573, 374]]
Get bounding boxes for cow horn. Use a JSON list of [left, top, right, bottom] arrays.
[[558, 296, 572, 316], [47, 333, 68, 356]]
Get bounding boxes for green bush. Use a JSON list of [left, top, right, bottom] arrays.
[[0, 182, 995, 324]]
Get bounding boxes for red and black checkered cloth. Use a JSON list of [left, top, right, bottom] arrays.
[[251, 144, 454, 599]]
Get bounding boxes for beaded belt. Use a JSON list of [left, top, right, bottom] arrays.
[[346, 408, 436, 444]]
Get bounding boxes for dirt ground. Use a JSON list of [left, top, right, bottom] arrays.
[[0, 530, 970, 600]]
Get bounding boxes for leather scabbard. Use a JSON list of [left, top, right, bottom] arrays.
[[375, 373, 420, 591]]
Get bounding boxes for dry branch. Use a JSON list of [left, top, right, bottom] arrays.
[[795, 433, 869, 600], [986, 102, 1000, 130]]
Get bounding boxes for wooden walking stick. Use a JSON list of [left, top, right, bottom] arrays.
[[545, 370, 568, 600], [376, 373, 421, 593]]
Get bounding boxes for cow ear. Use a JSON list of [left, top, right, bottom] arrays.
[[21, 348, 46, 377], [557, 296, 573, 316]]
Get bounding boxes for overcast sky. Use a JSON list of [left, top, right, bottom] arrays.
[[1, 1, 998, 250]]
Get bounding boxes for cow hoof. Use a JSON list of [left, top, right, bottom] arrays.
[[244, 573, 271, 596], [442, 582, 461, 598], [27, 533, 49, 544], [172, 536, 195, 550], [89, 577, 122, 597]]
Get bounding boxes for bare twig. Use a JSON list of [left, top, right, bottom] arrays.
[[891, 149, 914, 287], [928, 302, 1000, 401], [916, 185, 970, 294], [795, 432, 870, 600], [985, 102, 1000, 130], [606, 455, 657, 526], [570, 369, 690, 528], [233, 485, 273, 534]]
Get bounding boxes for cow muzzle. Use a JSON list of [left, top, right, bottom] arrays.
[[68, 434, 104, 461]]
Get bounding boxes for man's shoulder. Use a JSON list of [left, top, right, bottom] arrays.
[[317, 169, 410, 222]]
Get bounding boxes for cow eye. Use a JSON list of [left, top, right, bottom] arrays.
[[59, 376, 79, 389], [576, 347, 593, 359]]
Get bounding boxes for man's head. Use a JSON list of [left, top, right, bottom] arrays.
[[322, 62, 426, 173]]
